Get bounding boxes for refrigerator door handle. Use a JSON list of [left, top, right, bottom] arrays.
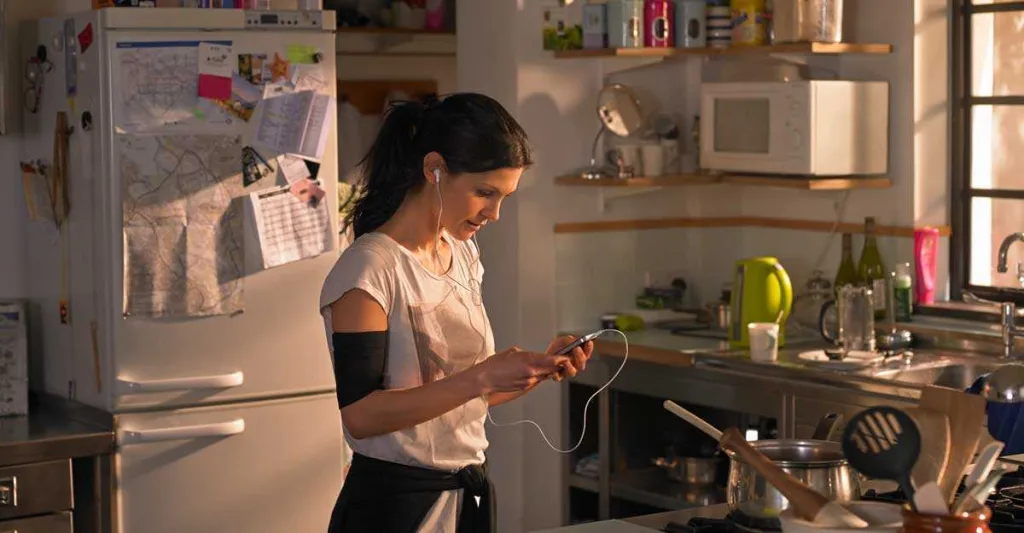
[[118, 419, 246, 445], [116, 371, 245, 394]]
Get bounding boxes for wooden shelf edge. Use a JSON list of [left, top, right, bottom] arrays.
[[552, 42, 892, 59], [554, 174, 893, 191], [553, 217, 952, 238]]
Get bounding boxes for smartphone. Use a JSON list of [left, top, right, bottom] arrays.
[[556, 330, 603, 355]]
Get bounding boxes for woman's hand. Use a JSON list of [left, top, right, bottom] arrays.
[[546, 335, 595, 382], [472, 347, 570, 395]]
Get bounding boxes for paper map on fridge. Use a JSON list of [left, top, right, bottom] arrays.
[[113, 40, 234, 132], [120, 134, 246, 318]]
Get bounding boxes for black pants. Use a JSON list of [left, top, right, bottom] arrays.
[[328, 453, 495, 533]]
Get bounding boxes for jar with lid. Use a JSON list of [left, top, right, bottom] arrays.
[[902, 506, 992, 533], [790, 270, 833, 334]]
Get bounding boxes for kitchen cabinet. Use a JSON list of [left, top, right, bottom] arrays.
[[0, 459, 72, 523], [0, 394, 115, 533]]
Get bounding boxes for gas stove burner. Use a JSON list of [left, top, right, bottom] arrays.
[[661, 513, 781, 533], [726, 511, 781, 533], [662, 517, 736, 533]]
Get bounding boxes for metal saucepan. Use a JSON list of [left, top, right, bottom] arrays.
[[663, 401, 857, 525], [653, 455, 721, 485], [725, 438, 861, 525]]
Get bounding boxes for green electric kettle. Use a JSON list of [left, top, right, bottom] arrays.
[[728, 257, 794, 349]]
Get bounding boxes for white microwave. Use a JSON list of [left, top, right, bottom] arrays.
[[699, 80, 890, 176]]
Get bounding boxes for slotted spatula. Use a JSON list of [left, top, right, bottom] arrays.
[[841, 406, 922, 507]]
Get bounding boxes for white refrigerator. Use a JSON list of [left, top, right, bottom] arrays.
[[21, 8, 345, 533]]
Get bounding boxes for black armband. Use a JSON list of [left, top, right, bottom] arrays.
[[332, 331, 388, 409]]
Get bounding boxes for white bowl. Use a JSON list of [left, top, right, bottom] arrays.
[[779, 501, 903, 533]]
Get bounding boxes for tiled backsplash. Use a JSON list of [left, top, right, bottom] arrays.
[[555, 227, 950, 332]]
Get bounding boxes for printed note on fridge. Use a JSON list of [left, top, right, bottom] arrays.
[[198, 42, 232, 100], [278, 155, 312, 185], [253, 90, 335, 162], [250, 180, 333, 269]]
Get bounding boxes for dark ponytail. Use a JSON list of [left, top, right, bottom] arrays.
[[344, 93, 533, 238]]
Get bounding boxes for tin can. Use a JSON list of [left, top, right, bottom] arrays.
[[730, 0, 768, 45], [706, 5, 732, 48], [607, 0, 644, 48], [675, 0, 706, 48], [643, 0, 673, 48], [583, 3, 608, 49]]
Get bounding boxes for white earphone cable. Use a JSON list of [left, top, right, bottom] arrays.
[[485, 329, 628, 454], [430, 169, 629, 454]]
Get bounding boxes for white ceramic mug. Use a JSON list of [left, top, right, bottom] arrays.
[[660, 139, 680, 174], [641, 143, 665, 176], [748, 322, 779, 363]]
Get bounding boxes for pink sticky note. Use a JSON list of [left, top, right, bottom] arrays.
[[198, 74, 232, 100]]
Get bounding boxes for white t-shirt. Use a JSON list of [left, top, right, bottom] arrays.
[[319, 231, 495, 532]]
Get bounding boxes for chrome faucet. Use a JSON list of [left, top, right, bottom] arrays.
[[1002, 302, 1024, 358], [997, 232, 1024, 273]]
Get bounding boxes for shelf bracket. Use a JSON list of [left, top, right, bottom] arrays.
[[598, 186, 663, 213]]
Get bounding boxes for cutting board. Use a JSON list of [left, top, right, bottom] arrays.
[[905, 406, 950, 489], [919, 385, 987, 501]]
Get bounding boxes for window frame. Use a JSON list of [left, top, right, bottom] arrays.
[[949, 0, 1024, 305]]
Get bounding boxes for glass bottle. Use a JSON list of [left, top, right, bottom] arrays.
[[857, 217, 886, 319], [893, 262, 913, 322], [834, 233, 858, 293]]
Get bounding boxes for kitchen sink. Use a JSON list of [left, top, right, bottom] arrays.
[[870, 361, 1001, 389]]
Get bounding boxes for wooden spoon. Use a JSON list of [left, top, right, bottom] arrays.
[[719, 427, 868, 527]]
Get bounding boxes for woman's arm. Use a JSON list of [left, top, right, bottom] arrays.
[[485, 336, 595, 407], [332, 289, 567, 439], [487, 390, 531, 407], [332, 289, 488, 439]]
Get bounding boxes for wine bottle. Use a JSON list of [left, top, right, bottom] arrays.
[[858, 217, 887, 319], [834, 233, 859, 292]]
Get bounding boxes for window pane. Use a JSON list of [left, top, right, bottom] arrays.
[[969, 197, 1024, 288], [970, 105, 1024, 189], [971, 11, 1024, 97]]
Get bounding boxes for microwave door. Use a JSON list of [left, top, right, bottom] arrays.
[[701, 92, 807, 175]]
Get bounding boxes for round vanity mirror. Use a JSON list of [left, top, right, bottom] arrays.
[[597, 83, 644, 137]]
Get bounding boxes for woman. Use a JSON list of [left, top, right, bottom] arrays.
[[319, 92, 594, 533]]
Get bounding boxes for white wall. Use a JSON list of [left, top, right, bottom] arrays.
[[0, 0, 94, 301]]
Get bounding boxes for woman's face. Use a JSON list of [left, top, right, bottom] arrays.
[[438, 167, 523, 241]]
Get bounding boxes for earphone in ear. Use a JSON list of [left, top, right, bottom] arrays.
[[433, 168, 441, 184]]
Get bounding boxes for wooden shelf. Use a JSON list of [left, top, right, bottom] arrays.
[[568, 474, 600, 493], [553, 42, 892, 59], [554, 216, 953, 237], [609, 468, 725, 511], [554, 173, 893, 191]]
